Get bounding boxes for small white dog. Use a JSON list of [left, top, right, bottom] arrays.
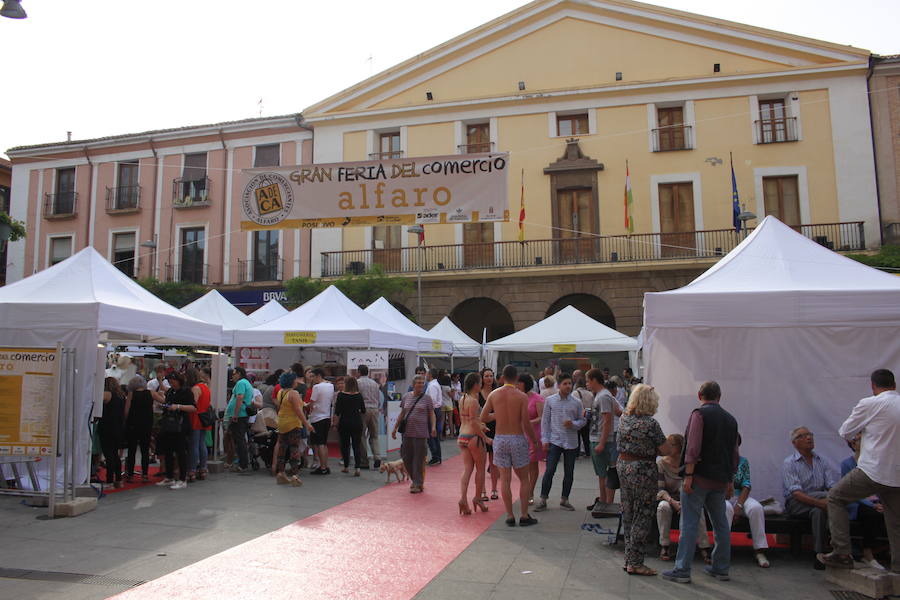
[[379, 459, 408, 483]]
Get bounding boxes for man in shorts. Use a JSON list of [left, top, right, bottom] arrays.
[[308, 368, 334, 475], [481, 364, 539, 526]]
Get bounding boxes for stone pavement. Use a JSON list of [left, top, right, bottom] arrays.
[[0, 442, 854, 599]]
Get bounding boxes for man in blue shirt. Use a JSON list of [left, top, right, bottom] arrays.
[[226, 367, 253, 473], [534, 373, 585, 512]]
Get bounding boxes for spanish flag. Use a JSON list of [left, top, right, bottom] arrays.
[[624, 160, 634, 234], [517, 168, 526, 242]]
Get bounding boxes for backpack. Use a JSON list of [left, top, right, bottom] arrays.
[[198, 404, 216, 428]]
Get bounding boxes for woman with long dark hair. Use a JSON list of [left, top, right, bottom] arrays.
[[186, 368, 212, 482], [124, 375, 153, 482], [478, 367, 499, 501], [156, 371, 196, 490], [100, 377, 127, 488], [334, 376, 366, 476]]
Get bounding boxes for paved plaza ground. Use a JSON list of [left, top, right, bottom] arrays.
[[0, 441, 853, 600]]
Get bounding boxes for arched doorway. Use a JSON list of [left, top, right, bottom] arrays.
[[390, 301, 415, 323], [546, 293, 616, 329], [450, 297, 514, 342]]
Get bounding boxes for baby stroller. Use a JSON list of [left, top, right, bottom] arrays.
[[249, 407, 278, 470]]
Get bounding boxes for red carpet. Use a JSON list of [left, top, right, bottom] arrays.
[[108, 454, 498, 600]]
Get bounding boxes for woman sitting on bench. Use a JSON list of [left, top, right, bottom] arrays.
[[724, 435, 770, 568]]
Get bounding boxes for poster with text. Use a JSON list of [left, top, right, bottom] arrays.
[[0, 347, 58, 457]]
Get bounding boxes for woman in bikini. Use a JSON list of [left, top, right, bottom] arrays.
[[458, 372, 492, 515]]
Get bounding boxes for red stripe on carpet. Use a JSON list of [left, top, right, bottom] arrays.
[[108, 454, 497, 600]]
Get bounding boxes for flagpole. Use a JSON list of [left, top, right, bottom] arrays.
[[518, 168, 525, 268]]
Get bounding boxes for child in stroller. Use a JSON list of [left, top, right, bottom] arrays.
[[248, 407, 278, 470]]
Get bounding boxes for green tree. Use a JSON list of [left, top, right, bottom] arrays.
[[846, 245, 900, 270], [136, 277, 206, 308], [284, 265, 412, 309]]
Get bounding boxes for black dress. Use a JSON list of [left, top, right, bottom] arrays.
[[125, 389, 154, 477], [334, 392, 365, 468], [99, 391, 126, 483]]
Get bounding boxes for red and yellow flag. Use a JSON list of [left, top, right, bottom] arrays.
[[624, 160, 634, 234], [518, 168, 526, 242]]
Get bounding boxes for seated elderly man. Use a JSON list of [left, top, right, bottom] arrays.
[[782, 426, 839, 570]]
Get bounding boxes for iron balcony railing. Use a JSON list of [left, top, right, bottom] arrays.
[[43, 192, 77, 218], [106, 185, 141, 212], [651, 125, 693, 152], [321, 222, 865, 277], [368, 151, 403, 160], [236, 257, 284, 283], [163, 262, 208, 285], [173, 176, 211, 208], [755, 116, 798, 144], [457, 142, 494, 153]]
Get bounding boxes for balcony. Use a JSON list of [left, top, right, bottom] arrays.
[[368, 151, 403, 160], [457, 142, 494, 154], [172, 177, 211, 208], [236, 257, 284, 283], [321, 222, 865, 277], [651, 125, 693, 152], [755, 117, 798, 144], [163, 262, 208, 285], [106, 185, 141, 213], [43, 192, 77, 219]]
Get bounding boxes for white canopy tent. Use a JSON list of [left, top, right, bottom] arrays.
[[643, 216, 900, 500], [486, 306, 640, 371], [181, 289, 259, 346], [364, 297, 453, 354], [0, 247, 223, 489], [249, 299, 289, 324], [428, 316, 482, 358]]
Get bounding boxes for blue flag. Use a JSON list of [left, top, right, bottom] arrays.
[[731, 156, 741, 232]]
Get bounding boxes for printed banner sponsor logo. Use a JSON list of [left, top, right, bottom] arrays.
[[283, 331, 317, 345], [552, 344, 577, 353]]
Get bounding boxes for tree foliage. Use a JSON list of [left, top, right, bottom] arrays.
[[846, 245, 900, 270], [284, 264, 413, 308], [136, 277, 206, 308], [0, 212, 27, 242]]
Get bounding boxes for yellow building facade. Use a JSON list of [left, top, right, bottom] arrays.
[[305, 0, 877, 339]]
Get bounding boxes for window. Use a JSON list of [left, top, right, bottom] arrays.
[[763, 175, 800, 226], [463, 222, 494, 267], [554, 188, 596, 261], [50, 167, 76, 215], [377, 133, 401, 159], [757, 99, 796, 143], [655, 107, 690, 151], [175, 153, 209, 207], [557, 114, 589, 137], [49, 236, 73, 266], [112, 232, 136, 277], [112, 161, 140, 210], [658, 182, 696, 258], [254, 144, 280, 168], [372, 225, 402, 271], [464, 124, 491, 153], [179, 227, 205, 284], [252, 230, 280, 281], [0, 184, 9, 214]]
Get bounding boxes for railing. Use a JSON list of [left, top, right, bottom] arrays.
[[105, 185, 141, 212], [43, 192, 77, 218], [163, 262, 208, 285], [236, 257, 284, 283], [457, 142, 494, 153], [755, 117, 798, 144], [368, 151, 403, 160], [172, 177, 211, 208], [651, 125, 693, 152], [321, 222, 865, 277]]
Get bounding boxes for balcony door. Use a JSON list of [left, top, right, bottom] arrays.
[[463, 222, 494, 267], [759, 99, 788, 143], [657, 107, 686, 151], [555, 188, 596, 262], [372, 225, 402, 272], [763, 175, 800, 226], [658, 182, 696, 258], [253, 230, 280, 281], [180, 227, 205, 283], [116, 161, 139, 209]]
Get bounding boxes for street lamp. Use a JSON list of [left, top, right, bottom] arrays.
[[738, 208, 757, 238], [408, 225, 425, 323], [1, 1, 27, 19]]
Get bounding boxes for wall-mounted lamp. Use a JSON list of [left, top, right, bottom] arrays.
[[713, 63, 720, 72], [140, 240, 157, 248], [518, 81, 526, 91], [1, 0, 27, 19], [425, 91, 433, 101], [615, 72, 622, 81]]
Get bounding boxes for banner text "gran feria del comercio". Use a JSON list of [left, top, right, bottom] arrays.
[[240, 152, 510, 230]]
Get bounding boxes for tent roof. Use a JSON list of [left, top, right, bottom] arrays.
[[233, 286, 422, 350], [0, 247, 222, 345], [487, 306, 639, 352], [644, 216, 900, 327], [181, 290, 258, 345], [428, 316, 482, 357], [364, 297, 452, 353], [249, 299, 289, 324]]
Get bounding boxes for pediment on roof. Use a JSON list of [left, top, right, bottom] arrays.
[[304, 0, 868, 117]]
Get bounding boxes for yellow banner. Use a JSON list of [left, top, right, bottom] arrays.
[[0, 347, 57, 457], [552, 344, 577, 353], [431, 340, 443, 351], [283, 331, 318, 345]]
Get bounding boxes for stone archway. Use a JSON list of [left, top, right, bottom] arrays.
[[546, 293, 616, 329], [450, 297, 515, 342], [390, 300, 416, 323]]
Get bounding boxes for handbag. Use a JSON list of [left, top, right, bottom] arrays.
[[397, 393, 426, 435], [605, 465, 620, 490], [198, 404, 216, 428]]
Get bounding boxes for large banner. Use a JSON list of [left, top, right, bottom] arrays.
[[0, 347, 58, 457], [240, 152, 510, 230]]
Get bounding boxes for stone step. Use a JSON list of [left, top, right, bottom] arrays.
[[824, 565, 899, 599]]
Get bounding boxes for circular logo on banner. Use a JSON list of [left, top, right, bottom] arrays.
[[242, 173, 294, 226]]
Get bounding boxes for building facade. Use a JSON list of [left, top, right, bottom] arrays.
[[870, 54, 900, 244], [303, 0, 879, 338], [7, 116, 313, 293]]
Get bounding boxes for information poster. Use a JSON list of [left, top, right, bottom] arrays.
[[0, 347, 58, 456]]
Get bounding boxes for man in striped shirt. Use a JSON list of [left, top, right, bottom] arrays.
[[782, 426, 838, 569], [534, 373, 585, 512]]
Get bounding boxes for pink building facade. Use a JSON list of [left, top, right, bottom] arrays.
[[6, 115, 313, 295]]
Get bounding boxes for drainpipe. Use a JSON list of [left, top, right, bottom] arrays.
[[148, 137, 159, 278], [82, 147, 93, 248], [866, 55, 884, 247], [295, 113, 314, 276], [218, 129, 228, 286]]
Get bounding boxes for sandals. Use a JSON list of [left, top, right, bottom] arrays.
[[699, 548, 712, 565], [626, 565, 657, 576], [660, 546, 672, 561], [490, 491, 499, 500], [755, 551, 770, 568], [481, 493, 489, 503]]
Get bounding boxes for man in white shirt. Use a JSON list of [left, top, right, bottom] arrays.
[[308, 368, 335, 475], [356, 364, 382, 469], [819, 369, 900, 573], [425, 368, 443, 465], [586, 368, 616, 508]]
